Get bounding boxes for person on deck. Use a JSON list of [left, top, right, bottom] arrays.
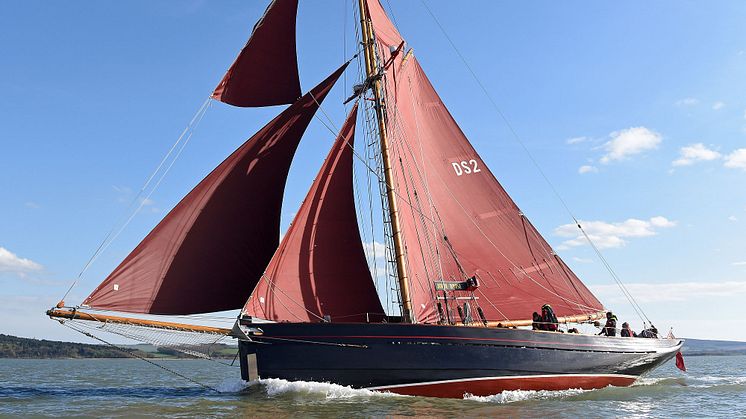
[[598, 311, 617, 336], [532, 312, 542, 330], [620, 322, 636, 337], [540, 304, 559, 332], [639, 325, 659, 338]]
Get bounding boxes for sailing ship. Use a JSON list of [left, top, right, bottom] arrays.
[[48, 0, 683, 398]]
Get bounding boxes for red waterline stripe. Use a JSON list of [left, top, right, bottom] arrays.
[[367, 374, 638, 399]]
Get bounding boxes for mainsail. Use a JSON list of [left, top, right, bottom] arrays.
[[243, 105, 385, 323], [83, 64, 348, 315], [365, 0, 603, 323], [212, 0, 301, 107]]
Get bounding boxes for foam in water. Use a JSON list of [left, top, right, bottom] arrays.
[[633, 375, 746, 389], [256, 378, 404, 399], [464, 388, 589, 403], [687, 375, 746, 389], [215, 377, 253, 393], [632, 376, 688, 387], [216, 374, 746, 401]]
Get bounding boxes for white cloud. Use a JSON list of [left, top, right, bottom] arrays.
[[671, 143, 721, 166], [24, 201, 40, 209], [724, 148, 746, 170], [554, 216, 676, 250], [674, 97, 699, 107], [363, 241, 387, 261], [572, 257, 593, 264], [0, 247, 43, 274], [113, 185, 133, 203], [566, 136, 588, 145], [712, 101, 725, 110], [649, 216, 676, 228], [591, 281, 746, 304], [728, 215, 738, 222], [139, 198, 160, 213], [599, 127, 662, 164], [578, 165, 598, 174], [732, 261, 746, 266]]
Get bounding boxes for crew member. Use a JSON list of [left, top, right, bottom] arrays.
[[541, 304, 559, 332], [620, 322, 636, 337], [639, 325, 659, 338], [532, 312, 542, 330], [598, 311, 617, 336]]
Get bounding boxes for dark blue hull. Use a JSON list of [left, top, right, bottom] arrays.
[[236, 322, 682, 398]]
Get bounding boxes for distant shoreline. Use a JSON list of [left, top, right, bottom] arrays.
[[3, 357, 233, 360], [682, 352, 746, 357], [3, 333, 744, 359], [0, 334, 236, 360]]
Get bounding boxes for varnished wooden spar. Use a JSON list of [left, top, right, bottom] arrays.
[[481, 310, 606, 328], [47, 307, 603, 334], [358, 0, 414, 324], [46, 308, 232, 335]]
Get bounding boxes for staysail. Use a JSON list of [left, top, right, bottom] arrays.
[[365, 0, 603, 323], [83, 64, 348, 315], [243, 105, 385, 323], [212, 0, 302, 107]]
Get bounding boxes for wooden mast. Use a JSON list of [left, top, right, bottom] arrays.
[[357, 0, 414, 323]]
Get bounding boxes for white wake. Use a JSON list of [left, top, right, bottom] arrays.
[[464, 388, 589, 403]]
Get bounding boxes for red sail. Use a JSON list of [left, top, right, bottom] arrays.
[[366, 0, 603, 323], [212, 0, 301, 107], [243, 106, 385, 322], [83, 64, 348, 315]]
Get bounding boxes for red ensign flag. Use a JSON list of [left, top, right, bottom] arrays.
[[675, 351, 686, 372]]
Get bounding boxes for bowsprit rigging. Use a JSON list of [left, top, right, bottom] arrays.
[[47, 0, 684, 398]]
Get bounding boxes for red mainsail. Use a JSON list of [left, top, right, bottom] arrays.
[[212, 0, 301, 107], [366, 0, 603, 323], [83, 64, 348, 315], [243, 105, 385, 322]]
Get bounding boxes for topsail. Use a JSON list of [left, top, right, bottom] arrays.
[[212, 0, 302, 107]]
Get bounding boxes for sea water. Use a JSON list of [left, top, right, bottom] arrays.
[[1, 355, 744, 418]]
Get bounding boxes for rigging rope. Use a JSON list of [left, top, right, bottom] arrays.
[[60, 97, 212, 303], [374, 48, 605, 317], [351, 7, 387, 309], [60, 320, 221, 393], [417, 0, 652, 326]]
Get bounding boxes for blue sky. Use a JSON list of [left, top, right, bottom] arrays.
[[1, 1, 745, 342]]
